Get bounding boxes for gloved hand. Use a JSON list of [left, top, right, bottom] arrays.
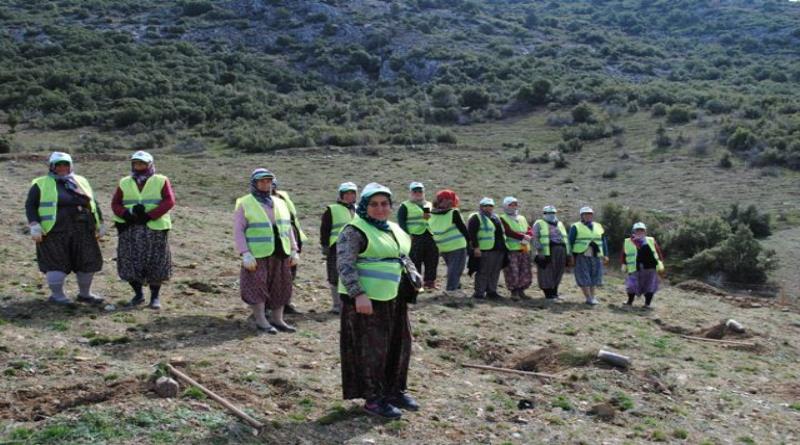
[[242, 252, 257, 271], [96, 222, 107, 239], [132, 204, 150, 224], [30, 223, 43, 243], [408, 269, 424, 290], [289, 252, 300, 267], [121, 210, 137, 223], [620, 264, 627, 273], [523, 234, 533, 242]]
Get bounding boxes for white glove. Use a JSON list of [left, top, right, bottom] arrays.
[[523, 234, 532, 242], [290, 252, 300, 266], [242, 252, 257, 271], [30, 223, 43, 243], [96, 223, 107, 239]]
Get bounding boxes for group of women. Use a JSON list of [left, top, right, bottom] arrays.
[[26, 154, 665, 419]]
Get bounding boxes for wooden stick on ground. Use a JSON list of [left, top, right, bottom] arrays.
[[462, 363, 561, 379], [166, 363, 264, 431], [680, 335, 756, 346]]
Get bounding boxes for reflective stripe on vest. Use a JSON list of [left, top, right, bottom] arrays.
[[470, 212, 502, 251], [236, 194, 292, 259], [276, 191, 308, 242], [328, 203, 354, 247], [624, 237, 664, 273], [337, 216, 411, 301], [32, 175, 99, 234], [111, 174, 172, 230], [570, 222, 605, 256], [428, 209, 467, 253], [533, 219, 567, 257], [401, 200, 431, 235], [499, 214, 530, 251]]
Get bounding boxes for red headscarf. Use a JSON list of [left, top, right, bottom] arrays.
[[434, 189, 459, 210]]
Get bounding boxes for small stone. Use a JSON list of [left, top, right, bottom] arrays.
[[74, 356, 91, 362], [76, 337, 90, 344], [589, 403, 616, 421], [749, 303, 762, 309], [170, 356, 188, 365], [103, 304, 116, 312], [154, 376, 180, 398]]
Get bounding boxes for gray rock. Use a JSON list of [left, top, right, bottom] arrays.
[[154, 376, 179, 398]]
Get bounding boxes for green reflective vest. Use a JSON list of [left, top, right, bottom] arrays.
[[276, 190, 308, 242], [111, 175, 172, 230], [470, 212, 504, 251], [623, 237, 664, 273], [533, 219, 567, 257], [401, 200, 431, 235], [570, 221, 605, 256], [235, 194, 292, 259], [499, 214, 530, 251], [428, 209, 467, 253], [32, 175, 99, 234], [327, 203, 354, 247], [337, 216, 411, 301]]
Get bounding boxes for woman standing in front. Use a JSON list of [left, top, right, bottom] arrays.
[[498, 196, 533, 299], [568, 206, 608, 305], [233, 168, 299, 334], [25, 152, 106, 306], [112, 151, 175, 310], [621, 222, 665, 308], [532, 205, 568, 300], [337, 183, 419, 419]]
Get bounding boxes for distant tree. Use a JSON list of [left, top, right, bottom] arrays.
[[571, 102, 595, 123], [6, 112, 19, 133], [666, 106, 693, 124], [726, 204, 771, 239], [431, 85, 457, 108], [726, 127, 758, 152], [516, 79, 551, 106], [180, 1, 213, 17], [460, 86, 490, 111]]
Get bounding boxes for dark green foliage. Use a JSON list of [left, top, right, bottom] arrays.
[[651, 103, 667, 117], [571, 102, 595, 124], [599, 202, 664, 259], [516, 80, 551, 107], [653, 125, 671, 148], [681, 225, 774, 284], [666, 106, 693, 124], [460, 86, 490, 111], [726, 127, 758, 152], [0, 137, 11, 153], [726, 204, 771, 239], [665, 215, 731, 260], [718, 153, 733, 168], [180, 1, 213, 17]]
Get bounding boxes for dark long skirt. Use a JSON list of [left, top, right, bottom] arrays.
[[537, 243, 567, 290], [36, 215, 102, 274], [116, 224, 172, 284], [240, 255, 292, 309], [340, 295, 411, 401]]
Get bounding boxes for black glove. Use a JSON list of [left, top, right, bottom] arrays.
[[132, 204, 151, 224], [121, 210, 136, 223]]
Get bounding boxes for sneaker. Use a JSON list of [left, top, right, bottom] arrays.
[[148, 297, 161, 310], [76, 294, 104, 305], [387, 392, 419, 412], [48, 295, 74, 306], [363, 400, 402, 419], [126, 295, 145, 308], [586, 297, 599, 305]]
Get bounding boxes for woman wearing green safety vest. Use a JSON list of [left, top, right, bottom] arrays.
[[533, 205, 568, 299], [567, 206, 609, 305], [620, 222, 665, 308], [25, 152, 106, 306], [499, 196, 533, 299], [271, 179, 307, 314], [467, 197, 507, 299], [429, 189, 469, 296], [337, 183, 421, 419], [398, 182, 439, 290], [234, 168, 299, 334], [112, 151, 175, 310], [319, 182, 358, 314]]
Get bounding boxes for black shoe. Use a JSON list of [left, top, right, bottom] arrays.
[[486, 292, 502, 300], [126, 295, 145, 308], [284, 303, 301, 315], [256, 324, 278, 335], [363, 400, 402, 419], [77, 294, 105, 305], [387, 392, 419, 412], [272, 323, 296, 333], [471, 293, 485, 299]]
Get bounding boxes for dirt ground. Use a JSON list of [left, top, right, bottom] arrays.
[[1, 135, 800, 444]]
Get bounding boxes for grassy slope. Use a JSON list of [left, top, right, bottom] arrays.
[[1, 123, 799, 443]]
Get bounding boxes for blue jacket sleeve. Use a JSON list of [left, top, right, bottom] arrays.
[[567, 225, 577, 254]]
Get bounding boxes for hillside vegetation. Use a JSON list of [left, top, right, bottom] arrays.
[[1, 0, 800, 168]]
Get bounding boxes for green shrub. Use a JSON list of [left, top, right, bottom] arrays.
[[726, 127, 758, 152], [0, 137, 10, 154], [431, 85, 457, 108], [600, 202, 665, 258], [651, 102, 667, 117], [460, 86, 490, 111], [181, 1, 213, 17], [571, 102, 596, 123], [682, 225, 775, 284], [726, 204, 771, 238], [664, 215, 731, 259], [516, 79, 552, 106], [667, 106, 693, 124]]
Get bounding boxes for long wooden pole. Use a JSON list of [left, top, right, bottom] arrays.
[[680, 335, 755, 346], [462, 363, 560, 379], [166, 363, 264, 430]]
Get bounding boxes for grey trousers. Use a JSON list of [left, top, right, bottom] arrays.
[[441, 248, 466, 291], [474, 250, 504, 296]]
